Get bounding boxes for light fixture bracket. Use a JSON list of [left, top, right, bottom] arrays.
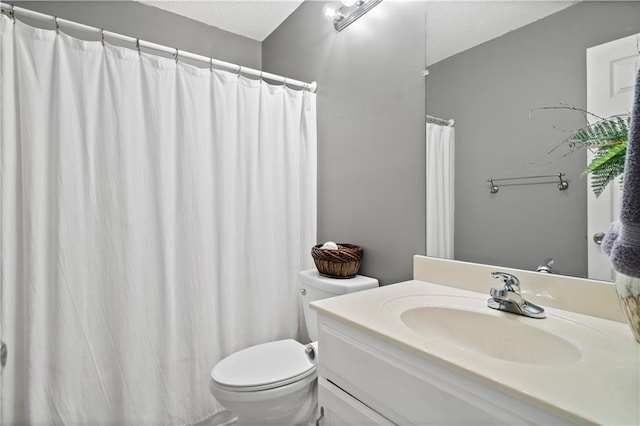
[[334, 0, 383, 32]]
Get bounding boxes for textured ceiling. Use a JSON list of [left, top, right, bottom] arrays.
[[140, 1, 577, 62], [426, 1, 576, 66], [141, 0, 304, 41]]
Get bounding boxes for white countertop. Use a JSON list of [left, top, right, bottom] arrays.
[[311, 279, 640, 425]]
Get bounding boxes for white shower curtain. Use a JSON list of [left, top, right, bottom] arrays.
[[0, 15, 316, 425], [426, 122, 454, 259]]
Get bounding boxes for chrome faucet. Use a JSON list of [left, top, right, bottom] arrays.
[[487, 272, 546, 319]]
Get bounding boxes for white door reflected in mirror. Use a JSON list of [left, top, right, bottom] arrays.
[[586, 33, 640, 281]]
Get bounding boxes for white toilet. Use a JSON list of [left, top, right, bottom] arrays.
[[209, 269, 378, 425]]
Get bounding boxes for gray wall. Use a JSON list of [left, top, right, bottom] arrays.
[[9, 1, 261, 69], [16, 1, 632, 282], [426, 2, 640, 278], [263, 2, 427, 285]]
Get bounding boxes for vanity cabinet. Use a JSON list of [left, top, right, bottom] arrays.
[[315, 314, 572, 426], [317, 378, 394, 425]]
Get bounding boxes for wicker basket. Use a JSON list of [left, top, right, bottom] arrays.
[[311, 243, 363, 279]]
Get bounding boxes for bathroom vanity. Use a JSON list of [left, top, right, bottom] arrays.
[[311, 256, 640, 425]]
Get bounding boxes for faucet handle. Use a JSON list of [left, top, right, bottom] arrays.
[[537, 258, 555, 273], [490, 271, 520, 294]]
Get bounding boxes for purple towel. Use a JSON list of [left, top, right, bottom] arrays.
[[602, 69, 640, 278]]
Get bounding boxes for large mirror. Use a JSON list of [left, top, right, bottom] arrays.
[[425, 1, 640, 280]]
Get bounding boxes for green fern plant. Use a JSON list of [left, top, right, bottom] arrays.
[[566, 114, 629, 197]]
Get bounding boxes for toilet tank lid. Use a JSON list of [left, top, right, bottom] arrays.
[[300, 269, 379, 294]]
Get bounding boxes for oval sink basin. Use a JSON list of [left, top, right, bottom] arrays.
[[400, 306, 582, 366]]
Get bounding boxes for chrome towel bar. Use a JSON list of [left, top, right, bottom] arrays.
[[487, 173, 568, 194]]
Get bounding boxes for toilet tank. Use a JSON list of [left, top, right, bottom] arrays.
[[299, 269, 378, 341]]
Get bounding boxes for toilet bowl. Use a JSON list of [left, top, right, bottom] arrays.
[[210, 339, 317, 425], [209, 270, 378, 425]]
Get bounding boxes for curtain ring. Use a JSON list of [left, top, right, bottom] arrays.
[[237, 66, 242, 78], [175, 48, 179, 63], [9, 4, 15, 22], [101, 28, 105, 46], [283, 78, 288, 88], [210, 57, 213, 73], [136, 38, 141, 55], [54, 16, 59, 34]]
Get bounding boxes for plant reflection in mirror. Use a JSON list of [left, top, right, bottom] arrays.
[[532, 105, 629, 197]]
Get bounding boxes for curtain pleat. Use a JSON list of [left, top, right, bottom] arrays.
[[0, 15, 317, 425]]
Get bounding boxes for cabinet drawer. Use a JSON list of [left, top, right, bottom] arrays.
[[317, 377, 394, 426]]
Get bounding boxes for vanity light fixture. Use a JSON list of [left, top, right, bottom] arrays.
[[322, 0, 383, 32]]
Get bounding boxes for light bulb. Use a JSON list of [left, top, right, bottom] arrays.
[[322, 3, 343, 22], [341, 0, 364, 7]]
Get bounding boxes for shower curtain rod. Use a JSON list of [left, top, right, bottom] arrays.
[[0, 2, 318, 93], [426, 114, 455, 127]]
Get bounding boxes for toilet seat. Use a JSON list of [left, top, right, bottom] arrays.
[[211, 339, 317, 392]]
